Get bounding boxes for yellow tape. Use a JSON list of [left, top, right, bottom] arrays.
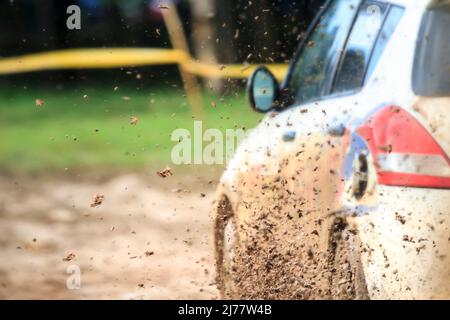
[[0, 48, 189, 74], [182, 59, 287, 81], [0, 48, 288, 81]]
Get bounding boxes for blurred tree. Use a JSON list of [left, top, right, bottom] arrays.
[[188, 0, 223, 92], [0, 0, 324, 88]]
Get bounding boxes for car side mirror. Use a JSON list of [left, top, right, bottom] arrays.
[[247, 66, 279, 113]]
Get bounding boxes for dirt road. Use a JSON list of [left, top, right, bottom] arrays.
[[0, 172, 219, 299]]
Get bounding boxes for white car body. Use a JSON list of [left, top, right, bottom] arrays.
[[214, 0, 449, 299]]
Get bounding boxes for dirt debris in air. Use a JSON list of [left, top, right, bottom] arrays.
[[35, 99, 44, 107], [215, 138, 371, 300], [90, 194, 104, 207], [62, 253, 76, 262], [130, 116, 139, 125], [157, 166, 173, 178], [0, 173, 218, 299], [395, 212, 406, 225]]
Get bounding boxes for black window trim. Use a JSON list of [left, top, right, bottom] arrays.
[[281, 0, 404, 108], [330, 1, 392, 94], [281, 0, 340, 90], [412, 4, 450, 97], [360, 4, 393, 85], [321, 0, 362, 98], [281, 0, 363, 106]]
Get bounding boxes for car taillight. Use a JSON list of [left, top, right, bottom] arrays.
[[356, 105, 450, 189]]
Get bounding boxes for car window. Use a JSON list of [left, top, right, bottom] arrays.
[[413, 4, 450, 97], [285, 0, 360, 105], [332, 1, 389, 93], [365, 5, 404, 82]]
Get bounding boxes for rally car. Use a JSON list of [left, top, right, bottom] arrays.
[[214, 0, 450, 299]]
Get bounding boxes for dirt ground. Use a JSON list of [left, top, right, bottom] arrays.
[[0, 171, 220, 299]]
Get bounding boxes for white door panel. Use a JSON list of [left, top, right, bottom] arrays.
[[353, 186, 450, 299]]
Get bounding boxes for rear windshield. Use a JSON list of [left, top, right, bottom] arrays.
[[413, 5, 450, 96]]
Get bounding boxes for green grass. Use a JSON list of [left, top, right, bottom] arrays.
[[0, 86, 261, 173]]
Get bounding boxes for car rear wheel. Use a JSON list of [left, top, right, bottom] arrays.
[[214, 197, 239, 299], [329, 218, 369, 299]]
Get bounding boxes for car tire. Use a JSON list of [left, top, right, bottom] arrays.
[[329, 217, 370, 300], [214, 196, 239, 299]]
